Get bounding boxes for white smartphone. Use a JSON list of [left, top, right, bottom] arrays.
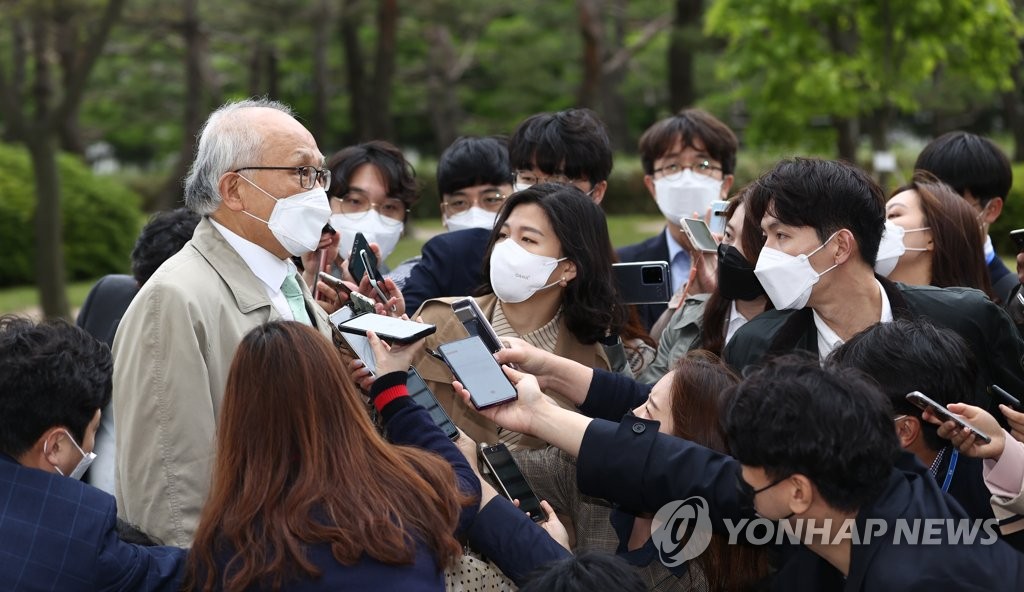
[[682, 218, 720, 253], [709, 200, 730, 235], [336, 313, 436, 344], [905, 391, 992, 444]]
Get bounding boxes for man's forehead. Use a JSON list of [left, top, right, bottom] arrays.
[[657, 136, 710, 160]]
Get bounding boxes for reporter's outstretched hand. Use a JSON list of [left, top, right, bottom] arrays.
[[922, 402, 1005, 460], [367, 325, 425, 377], [453, 365, 552, 436], [1002, 404, 1024, 444]]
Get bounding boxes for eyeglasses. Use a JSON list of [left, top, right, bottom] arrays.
[[652, 160, 723, 180], [513, 171, 587, 188], [443, 191, 508, 214], [332, 192, 407, 226], [234, 166, 332, 191]]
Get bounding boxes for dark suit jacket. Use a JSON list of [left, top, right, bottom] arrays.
[[574, 410, 1024, 591], [989, 251, 1017, 304], [467, 496, 571, 585], [617, 232, 671, 331], [0, 454, 185, 591], [404, 228, 491, 315], [76, 274, 138, 348], [723, 278, 1024, 415]]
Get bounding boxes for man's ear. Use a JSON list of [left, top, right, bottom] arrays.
[[41, 428, 67, 465], [895, 416, 920, 449], [983, 197, 1003, 225], [219, 172, 246, 212], [643, 174, 656, 200], [832, 229, 858, 265], [590, 180, 608, 205], [789, 474, 815, 515], [720, 174, 735, 198]]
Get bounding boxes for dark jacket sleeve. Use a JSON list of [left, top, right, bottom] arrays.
[[577, 368, 651, 421], [96, 497, 187, 591], [466, 496, 571, 585], [575, 416, 753, 531], [404, 229, 489, 314], [372, 372, 482, 535]]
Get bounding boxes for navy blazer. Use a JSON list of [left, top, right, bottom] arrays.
[[76, 274, 138, 348], [466, 496, 571, 585], [574, 414, 1024, 591], [404, 228, 491, 314], [617, 232, 671, 331], [0, 454, 185, 591], [989, 251, 1017, 304]]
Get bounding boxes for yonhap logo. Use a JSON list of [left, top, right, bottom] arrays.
[[650, 496, 713, 566]]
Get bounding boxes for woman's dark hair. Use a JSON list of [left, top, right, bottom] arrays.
[[701, 188, 770, 355], [326, 140, 418, 212], [0, 315, 112, 457], [668, 351, 771, 590], [476, 183, 627, 344], [519, 551, 645, 592], [893, 171, 994, 299], [187, 322, 467, 592]]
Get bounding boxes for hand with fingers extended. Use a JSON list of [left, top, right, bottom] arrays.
[[922, 402, 1005, 460], [533, 500, 570, 552], [1003, 404, 1024, 444], [492, 337, 552, 376], [453, 365, 553, 437], [366, 276, 405, 318], [366, 326, 426, 378]]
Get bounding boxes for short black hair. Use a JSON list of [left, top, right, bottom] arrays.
[[0, 316, 112, 458], [509, 108, 613, 186], [436, 136, 512, 198], [914, 131, 1012, 206], [131, 208, 200, 286], [519, 551, 645, 592], [638, 108, 739, 175], [723, 355, 900, 512], [477, 183, 628, 344], [327, 140, 419, 209], [827, 319, 978, 452], [747, 158, 886, 266]]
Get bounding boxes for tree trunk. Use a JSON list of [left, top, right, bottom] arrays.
[[668, 0, 702, 111], [341, 0, 368, 142], [834, 116, 858, 162], [424, 24, 463, 152], [600, 0, 628, 150], [576, 0, 603, 109], [54, 12, 85, 155], [310, 0, 332, 146], [368, 0, 398, 140], [28, 134, 70, 319], [154, 0, 203, 211], [868, 107, 892, 190]]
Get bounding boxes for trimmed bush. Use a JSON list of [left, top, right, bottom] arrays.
[[0, 142, 142, 286]]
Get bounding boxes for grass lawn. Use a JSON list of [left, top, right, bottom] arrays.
[[0, 215, 668, 316]]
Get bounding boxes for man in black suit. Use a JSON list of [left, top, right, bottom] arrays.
[[915, 131, 1017, 303], [617, 109, 737, 331]]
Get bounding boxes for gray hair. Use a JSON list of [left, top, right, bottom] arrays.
[[183, 98, 296, 215]]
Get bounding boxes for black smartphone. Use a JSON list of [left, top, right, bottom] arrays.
[[348, 233, 380, 285], [906, 391, 992, 444], [451, 298, 503, 353], [406, 367, 460, 441], [479, 443, 544, 522], [613, 261, 672, 305], [1010, 228, 1024, 253], [336, 312, 436, 344], [319, 272, 376, 314], [437, 335, 517, 409], [989, 384, 1024, 412]]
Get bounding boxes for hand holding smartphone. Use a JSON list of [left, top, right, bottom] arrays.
[[336, 312, 436, 344], [451, 298, 503, 353], [681, 218, 719, 253], [906, 391, 992, 444], [437, 335, 517, 409]]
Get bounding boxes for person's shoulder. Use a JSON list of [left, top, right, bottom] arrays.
[[425, 227, 491, 249], [897, 282, 995, 312], [617, 232, 667, 261], [1, 460, 115, 520]]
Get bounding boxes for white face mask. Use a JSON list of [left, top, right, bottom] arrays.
[[239, 178, 332, 257], [445, 207, 498, 233], [46, 429, 96, 481], [874, 221, 930, 277], [332, 212, 403, 263], [512, 182, 533, 194], [489, 239, 566, 304], [754, 232, 839, 310], [654, 170, 723, 227]]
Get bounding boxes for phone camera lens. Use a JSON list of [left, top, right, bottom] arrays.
[[641, 266, 664, 284]]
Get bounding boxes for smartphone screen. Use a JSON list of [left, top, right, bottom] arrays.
[[338, 313, 436, 343], [480, 443, 543, 521], [348, 233, 378, 285], [438, 336, 517, 409], [406, 368, 459, 440], [451, 298, 502, 353], [905, 391, 992, 444], [682, 218, 719, 253]]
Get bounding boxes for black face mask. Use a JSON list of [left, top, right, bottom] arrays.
[[717, 243, 766, 301]]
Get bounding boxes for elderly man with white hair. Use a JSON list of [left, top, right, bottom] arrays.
[[112, 99, 337, 546]]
